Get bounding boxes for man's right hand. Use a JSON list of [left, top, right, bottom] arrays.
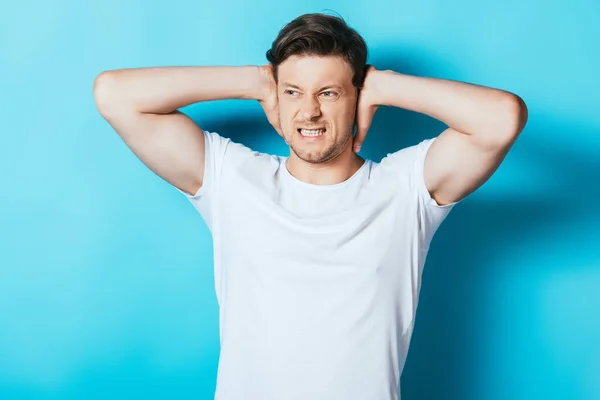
[[257, 64, 283, 137]]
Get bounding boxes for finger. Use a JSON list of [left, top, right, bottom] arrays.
[[274, 121, 283, 137], [269, 114, 282, 136], [353, 112, 364, 153], [354, 108, 371, 153], [353, 130, 363, 153]]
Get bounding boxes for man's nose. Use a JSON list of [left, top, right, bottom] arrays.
[[301, 96, 322, 120]]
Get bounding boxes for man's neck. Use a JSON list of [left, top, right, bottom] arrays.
[[285, 147, 365, 186]]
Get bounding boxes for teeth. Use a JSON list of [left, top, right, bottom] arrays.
[[300, 129, 324, 137]]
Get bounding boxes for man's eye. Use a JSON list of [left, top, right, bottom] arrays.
[[285, 90, 298, 95], [321, 91, 337, 97]]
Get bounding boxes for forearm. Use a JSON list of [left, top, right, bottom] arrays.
[[94, 65, 264, 115], [372, 70, 526, 142]]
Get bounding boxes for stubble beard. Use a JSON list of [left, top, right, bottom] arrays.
[[288, 127, 355, 165]]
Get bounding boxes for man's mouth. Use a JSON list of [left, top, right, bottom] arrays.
[[297, 128, 326, 137]]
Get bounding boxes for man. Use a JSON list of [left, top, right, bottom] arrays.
[[93, 12, 527, 400]]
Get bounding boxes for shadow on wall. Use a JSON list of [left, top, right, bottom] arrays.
[[182, 53, 600, 400]]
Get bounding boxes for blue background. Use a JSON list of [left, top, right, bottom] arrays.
[[1, 0, 599, 399]]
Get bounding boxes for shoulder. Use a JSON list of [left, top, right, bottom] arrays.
[[205, 133, 281, 183], [372, 138, 436, 186], [205, 131, 277, 166]]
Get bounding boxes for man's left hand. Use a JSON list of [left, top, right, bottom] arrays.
[[354, 65, 381, 153]]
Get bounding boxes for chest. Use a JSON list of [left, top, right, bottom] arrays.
[[217, 177, 416, 283]]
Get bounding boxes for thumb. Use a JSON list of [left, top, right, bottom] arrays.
[[354, 107, 369, 153], [353, 130, 363, 153]]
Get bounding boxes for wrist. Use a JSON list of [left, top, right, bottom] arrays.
[[369, 69, 396, 107], [236, 65, 265, 101], [254, 64, 275, 103]]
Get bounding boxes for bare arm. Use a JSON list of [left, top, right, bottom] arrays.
[[369, 70, 528, 205], [93, 66, 272, 195]]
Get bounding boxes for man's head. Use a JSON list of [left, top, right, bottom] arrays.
[[266, 13, 369, 164]]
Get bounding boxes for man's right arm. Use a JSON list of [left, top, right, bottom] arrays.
[[93, 66, 269, 195]]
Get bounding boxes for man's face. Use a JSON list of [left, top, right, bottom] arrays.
[[277, 55, 358, 164]]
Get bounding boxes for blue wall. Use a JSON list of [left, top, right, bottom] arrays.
[[1, 1, 599, 399]]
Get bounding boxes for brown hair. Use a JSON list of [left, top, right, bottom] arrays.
[[265, 12, 369, 90]]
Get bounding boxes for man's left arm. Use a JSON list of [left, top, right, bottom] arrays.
[[355, 68, 529, 206]]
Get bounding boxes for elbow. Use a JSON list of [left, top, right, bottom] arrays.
[[93, 71, 120, 116], [511, 93, 528, 135], [506, 93, 528, 137], [493, 93, 529, 145]]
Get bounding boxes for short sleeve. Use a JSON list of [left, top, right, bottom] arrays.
[[378, 136, 458, 247], [411, 137, 457, 245], [175, 131, 231, 231]]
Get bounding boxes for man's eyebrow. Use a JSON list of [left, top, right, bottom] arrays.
[[282, 82, 343, 91]]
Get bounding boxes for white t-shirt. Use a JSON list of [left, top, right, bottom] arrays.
[[177, 131, 457, 400]]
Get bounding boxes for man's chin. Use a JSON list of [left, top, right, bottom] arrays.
[[290, 145, 342, 165], [288, 133, 353, 164], [288, 146, 320, 163]]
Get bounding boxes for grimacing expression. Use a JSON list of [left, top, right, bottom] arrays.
[[277, 55, 358, 164]]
